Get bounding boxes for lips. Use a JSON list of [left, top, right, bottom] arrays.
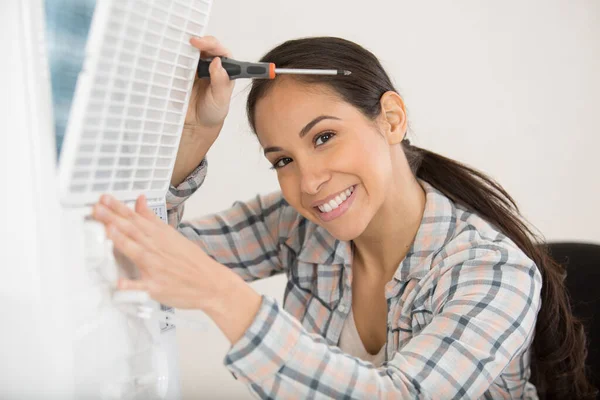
[[314, 185, 355, 213], [312, 185, 357, 222]]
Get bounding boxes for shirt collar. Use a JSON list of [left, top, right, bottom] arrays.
[[293, 180, 457, 281], [393, 180, 457, 282], [295, 222, 352, 266]]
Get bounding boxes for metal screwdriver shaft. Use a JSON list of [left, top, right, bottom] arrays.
[[197, 57, 351, 80], [274, 68, 352, 76]]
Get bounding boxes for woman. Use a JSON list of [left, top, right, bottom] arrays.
[[93, 36, 596, 399]]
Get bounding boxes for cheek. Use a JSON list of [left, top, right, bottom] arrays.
[[278, 173, 302, 208], [346, 132, 390, 174], [354, 137, 394, 197]]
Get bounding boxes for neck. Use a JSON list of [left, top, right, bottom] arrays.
[[352, 170, 426, 280]]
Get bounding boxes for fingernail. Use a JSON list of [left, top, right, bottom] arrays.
[[100, 195, 111, 206], [108, 225, 119, 238], [95, 205, 106, 217]]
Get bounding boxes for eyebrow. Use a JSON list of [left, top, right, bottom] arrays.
[[299, 115, 340, 138], [263, 115, 341, 155]]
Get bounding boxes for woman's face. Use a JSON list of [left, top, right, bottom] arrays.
[[254, 79, 400, 241]]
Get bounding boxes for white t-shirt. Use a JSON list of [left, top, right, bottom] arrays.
[[338, 307, 386, 367]]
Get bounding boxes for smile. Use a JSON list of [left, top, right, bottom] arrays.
[[313, 185, 357, 222]]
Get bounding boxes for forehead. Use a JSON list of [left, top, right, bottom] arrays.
[[254, 79, 353, 142]]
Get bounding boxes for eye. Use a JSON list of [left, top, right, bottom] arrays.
[[315, 131, 335, 146], [271, 157, 292, 170]]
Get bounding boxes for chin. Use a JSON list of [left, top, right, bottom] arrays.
[[323, 224, 365, 242]]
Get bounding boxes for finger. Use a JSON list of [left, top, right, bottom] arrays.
[[107, 225, 150, 273], [208, 56, 234, 92], [135, 195, 160, 222], [208, 57, 231, 85], [117, 278, 148, 292], [95, 204, 151, 246], [92, 203, 123, 231], [98, 194, 134, 218], [190, 36, 232, 58], [95, 195, 154, 232]]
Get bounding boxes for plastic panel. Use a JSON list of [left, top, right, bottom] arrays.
[[58, 0, 212, 206]]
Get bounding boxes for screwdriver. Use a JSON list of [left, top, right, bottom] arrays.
[[197, 57, 352, 80]]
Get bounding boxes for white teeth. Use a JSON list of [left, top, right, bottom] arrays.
[[317, 186, 355, 213]]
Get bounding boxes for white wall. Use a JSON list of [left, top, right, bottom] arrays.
[[176, 1, 600, 398]]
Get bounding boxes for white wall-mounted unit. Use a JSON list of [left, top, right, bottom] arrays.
[[1, 0, 212, 398]]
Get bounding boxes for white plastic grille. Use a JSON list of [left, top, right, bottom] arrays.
[[58, 0, 212, 206]]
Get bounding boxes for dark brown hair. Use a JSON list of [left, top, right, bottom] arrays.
[[246, 37, 596, 399]]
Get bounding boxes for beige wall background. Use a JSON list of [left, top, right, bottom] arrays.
[[175, 1, 600, 398]]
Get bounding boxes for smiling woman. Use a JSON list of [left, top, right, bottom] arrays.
[[93, 36, 597, 399], [253, 78, 417, 242]]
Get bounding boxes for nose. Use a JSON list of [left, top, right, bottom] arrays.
[[299, 160, 331, 195]]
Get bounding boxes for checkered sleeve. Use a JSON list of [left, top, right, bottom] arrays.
[[166, 158, 208, 227], [224, 246, 542, 399], [165, 159, 296, 281]]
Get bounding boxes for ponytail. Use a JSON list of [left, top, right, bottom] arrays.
[[403, 140, 597, 399]]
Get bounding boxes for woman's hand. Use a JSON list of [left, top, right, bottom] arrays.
[[185, 36, 235, 129], [92, 194, 263, 344], [92, 194, 226, 310], [171, 36, 235, 187]]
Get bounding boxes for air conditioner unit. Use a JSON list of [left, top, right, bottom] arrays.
[[1, 0, 212, 398]]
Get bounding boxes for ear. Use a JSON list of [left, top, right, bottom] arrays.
[[378, 91, 407, 145]]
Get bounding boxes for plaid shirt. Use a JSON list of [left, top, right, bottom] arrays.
[[167, 160, 542, 399]]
